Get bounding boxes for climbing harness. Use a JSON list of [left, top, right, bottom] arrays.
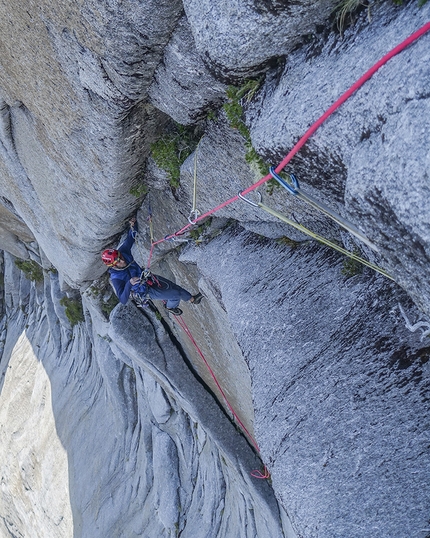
[[238, 190, 393, 280], [269, 167, 379, 252], [188, 138, 203, 224]]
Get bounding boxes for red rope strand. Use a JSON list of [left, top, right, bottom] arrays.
[[173, 314, 261, 454]]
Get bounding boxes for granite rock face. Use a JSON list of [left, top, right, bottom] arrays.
[[148, 17, 227, 125], [248, 2, 430, 316], [0, 256, 285, 538], [0, 1, 430, 538], [182, 226, 430, 538], [182, 0, 339, 78]]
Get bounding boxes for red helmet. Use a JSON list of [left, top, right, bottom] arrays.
[[101, 249, 121, 266]]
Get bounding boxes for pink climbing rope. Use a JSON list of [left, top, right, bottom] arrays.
[[146, 21, 430, 268], [173, 314, 261, 454], [174, 315, 270, 478]]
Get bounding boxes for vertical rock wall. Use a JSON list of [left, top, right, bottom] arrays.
[[0, 0, 429, 537]]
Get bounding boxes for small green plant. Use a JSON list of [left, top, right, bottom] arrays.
[[129, 183, 148, 198], [223, 79, 278, 195], [101, 293, 119, 317], [276, 236, 301, 248], [14, 259, 44, 282], [224, 79, 262, 138], [334, 0, 365, 34], [341, 251, 364, 279], [151, 123, 200, 188], [60, 296, 84, 326], [188, 217, 213, 241], [334, 0, 427, 35], [206, 109, 217, 122]]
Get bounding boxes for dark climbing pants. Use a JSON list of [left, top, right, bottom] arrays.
[[146, 275, 192, 309]]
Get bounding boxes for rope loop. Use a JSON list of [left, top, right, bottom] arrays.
[[251, 466, 271, 480], [188, 208, 201, 224], [269, 166, 299, 195]]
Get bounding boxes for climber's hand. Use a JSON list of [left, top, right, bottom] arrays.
[[130, 277, 140, 285]]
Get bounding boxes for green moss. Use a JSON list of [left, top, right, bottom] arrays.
[[341, 250, 364, 279], [14, 259, 44, 282], [188, 217, 213, 241], [334, 0, 427, 35], [206, 109, 217, 122], [101, 293, 119, 317], [60, 296, 84, 326], [223, 79, 279, 195], [151, 123, 200, 188], [129, 183, 148, 198]]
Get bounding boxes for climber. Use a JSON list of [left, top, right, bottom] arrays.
[[101, 218, 203, 316]]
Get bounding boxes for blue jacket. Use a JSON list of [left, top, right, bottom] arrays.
[[108, 224, 147, 304]]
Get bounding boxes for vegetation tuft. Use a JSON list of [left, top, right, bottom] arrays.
[[223, 79, 282, 195], [60, 296, 85, 326], [151, 123, 201, 188], [88, 276, 119, 319], [129, 183, 148, 198], [14, 259, 44, 283], [334, 0, 428, 35], [101, 293, 119, 317], [341, 251, 364, 279], [188, 217, 213, 242]]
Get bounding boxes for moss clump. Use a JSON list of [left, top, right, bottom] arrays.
[[341, 251, 364, 279], [14, 259, 44, 282], [334, 0, 427, 35], [151, 124, 200, 188], [188, 217, 213, 241], [129, 183, 148, 198], [88, 276, 120, 319], [101, 293, 119, 317], [223, 79, 280, 194], [60, 296, 84, 326]]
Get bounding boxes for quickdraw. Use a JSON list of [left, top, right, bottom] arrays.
[[269, 167, 379, 252], [238, 189, 393, 281]]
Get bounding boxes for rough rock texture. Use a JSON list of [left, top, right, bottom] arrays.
[[1, 1, 430, 538], [149, 17, 227, 125], [182, 0, 339, 78], [0, 0, 183, 284], [182, 226, 430, 538], [0, 256, 285, 537], [248, 2, 430, 315]]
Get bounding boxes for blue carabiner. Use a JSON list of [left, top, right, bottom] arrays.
[[269, 166, 299, 196], [290, 173, 300, 190]]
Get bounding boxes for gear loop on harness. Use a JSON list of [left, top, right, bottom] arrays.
[[269, 166, 299, 195], [238, 190, 262, 208]]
